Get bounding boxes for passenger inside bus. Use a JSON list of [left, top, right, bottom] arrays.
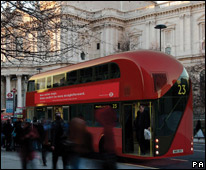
[[134, 104, 150, 155]]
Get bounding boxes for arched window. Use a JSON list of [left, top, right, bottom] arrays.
[[165, 46, 171, 55]]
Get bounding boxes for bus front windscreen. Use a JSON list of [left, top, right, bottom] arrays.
[[154, 68, 190, 156]]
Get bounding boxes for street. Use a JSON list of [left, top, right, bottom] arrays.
[[1, 142, 205, 169]]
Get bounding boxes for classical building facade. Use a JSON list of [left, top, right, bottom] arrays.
[[1, 1, 205, 120]]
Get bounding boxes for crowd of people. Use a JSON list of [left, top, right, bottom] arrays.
[[1, 106, 118, 169]]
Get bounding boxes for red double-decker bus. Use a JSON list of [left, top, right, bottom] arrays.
[[26, 50, 193, 159]]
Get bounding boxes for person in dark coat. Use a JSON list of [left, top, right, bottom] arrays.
[[14, 120, 23, 151], [51, 113, 67, 169], [134, 104, 150, 155], [3, 119, 13, 151]]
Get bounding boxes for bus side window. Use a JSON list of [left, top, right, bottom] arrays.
[[80, 68, 93, 83], [27, 80, 35, 92], [110, 63, 120, 79], [53, 73, 65, 88], [47, 77, 52, 88], [67, 71, 78, 85], [36, 78, 46, 90], [95, 64, 109, 81]]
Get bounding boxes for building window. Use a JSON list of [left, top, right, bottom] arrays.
[[199, 23, 205, 51], [165, 47, 171, 55], [97, 43, 100, 50], [164, 29, 172, 50], [118, 43, 121, 49], [80, 51, 85, 60]]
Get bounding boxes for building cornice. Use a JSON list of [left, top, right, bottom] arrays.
[[60, 2, 205, 25]]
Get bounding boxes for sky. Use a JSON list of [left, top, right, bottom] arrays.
[[156, 1, 168, 4]]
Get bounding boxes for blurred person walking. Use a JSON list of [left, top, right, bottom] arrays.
[[95, 105, 117, 169], [19, 119, 39, 169], [69, 117, 94, 169]]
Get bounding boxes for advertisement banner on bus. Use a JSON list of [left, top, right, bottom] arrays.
[[35, 82, 119, 104]]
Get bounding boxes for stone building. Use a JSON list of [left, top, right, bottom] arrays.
[[1, 1, 205, 124]]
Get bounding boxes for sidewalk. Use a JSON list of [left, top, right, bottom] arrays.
[[194, 138, 205, 144]]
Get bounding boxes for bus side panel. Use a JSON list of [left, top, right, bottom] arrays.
[[115, 59, 144, 100], [26, 92, 36, 107], [87, 127, 122, 154], [164, 87, 193, 157]]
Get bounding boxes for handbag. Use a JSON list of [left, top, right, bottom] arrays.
[[144, 129, 151, 140]]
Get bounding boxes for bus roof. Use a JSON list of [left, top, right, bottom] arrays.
[[29, 50, 182, 80]]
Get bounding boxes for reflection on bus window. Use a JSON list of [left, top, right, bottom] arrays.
[[37, 78, 46, 90], [53, 73, 65, 88]]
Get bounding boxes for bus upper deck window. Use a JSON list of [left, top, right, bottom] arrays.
[[27, 80, 35, 92], [53, 73, 65, 88], [47, 77, 52, 88], [80, 68, 93, 83], [36, 78, 46, 90], [67, 71, 78, 85], [110, 63, 120, 79], [95, 64, 109, 81]]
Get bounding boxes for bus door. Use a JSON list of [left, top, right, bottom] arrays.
[[46, 107, 53, 120], [133, 102, 154, 157], [54, 106, 63, 120], [122, 104, 134, 154], [63, 106, 70, 123]]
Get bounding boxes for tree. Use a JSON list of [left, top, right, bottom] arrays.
[[1, 1, 97, 64]]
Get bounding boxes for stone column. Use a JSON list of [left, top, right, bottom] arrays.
[[17, 74, 22, 108], [5, 75, 11, 95], [1, 76, 6, 109], [105, 25, 110, 55], [185, 13, 191, 55], [145, 21, 150, 49], [110, 26, 114, 54], [100, 26, 106, 57], [179, 14, 185, 54]]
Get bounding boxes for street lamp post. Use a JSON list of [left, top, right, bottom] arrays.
[[154, 24, 167, 51], [36, 67, 42, 73]]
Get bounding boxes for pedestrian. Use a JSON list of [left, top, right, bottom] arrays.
[[3, 119, 13, 151], [19, 119, 39, 169], [51, 113, 68, 169], [95, 105, 117, 169], [195, 120, 202, 134], [15, 120, 23, 151], [1, 120, 6, 148], [134, 104, 150, 155]]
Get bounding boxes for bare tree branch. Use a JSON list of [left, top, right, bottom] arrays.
[[1, 1, 99, 65]]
